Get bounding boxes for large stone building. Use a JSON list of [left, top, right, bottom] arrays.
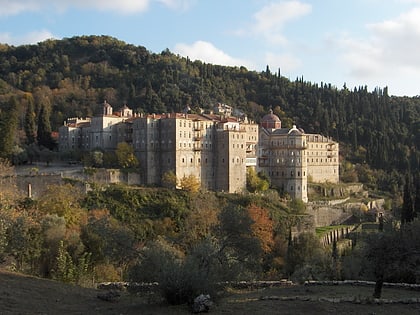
[[58, 103, 338, 200], [59, 102, 258, 193], [258, 110, 339, 202]]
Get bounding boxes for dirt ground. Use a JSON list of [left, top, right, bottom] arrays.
[[1, 269, 420, 315]]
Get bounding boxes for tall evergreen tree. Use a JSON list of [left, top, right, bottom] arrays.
[[414, 172, 420, 218], [401, 174, 414, 224], [24, 94, 37, 144], [0, 96, 19, 159], [37, 102, 54, 150]]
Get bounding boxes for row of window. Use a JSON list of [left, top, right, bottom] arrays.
[[179, 157, 245, 164]]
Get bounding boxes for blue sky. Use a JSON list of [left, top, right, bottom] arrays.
[[1, 0, 420, 96]]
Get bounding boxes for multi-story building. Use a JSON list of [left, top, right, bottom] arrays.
[[58, 103, 338, 200], [131, 112, 258, 193], [258, 110, 339, 202], [59, 102, 258, 193], [58, 101, 133, 152]]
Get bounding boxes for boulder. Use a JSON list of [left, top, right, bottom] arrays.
[[192, 294, 213, 313]]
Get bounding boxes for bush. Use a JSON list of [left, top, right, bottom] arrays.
[[129, 239, 221, 305]]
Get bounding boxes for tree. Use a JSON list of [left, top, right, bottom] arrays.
[[246, 168, 269, 193], [0, 96, 19, 159], [215, 204, 263, 278], [81, 209, 136, 274], [0, 158, 19, 207], [180, 175, 200, 193], [363, 221, 420, 298], [285, 232, 328, 281], [6, 214, 42, 272], [37, 102, 55, 150], [401, 174, 414, 224], [37, 184, 86, 228], [162, 170, 177, 188], [247, 204, 274, 253], [115, 142, 138, 169], [24, 93, 37, 144]]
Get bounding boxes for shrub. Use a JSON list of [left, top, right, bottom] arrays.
[[129, 239, 221, 305]]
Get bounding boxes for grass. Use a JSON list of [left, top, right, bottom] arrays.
[[315, 225, 353, 237], [2, 269, 419, 315]]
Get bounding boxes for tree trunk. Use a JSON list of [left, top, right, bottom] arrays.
[[373, 275, 384, 298]]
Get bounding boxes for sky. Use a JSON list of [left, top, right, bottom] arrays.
[[1, 0, 420, 97]]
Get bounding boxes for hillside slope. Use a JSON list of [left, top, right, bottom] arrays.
[[1, 269, 420, 315]]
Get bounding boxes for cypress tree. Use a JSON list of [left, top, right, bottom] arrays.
[[401, 174, 414, 224], [37, 103, 54, 150], [24, 94, 37, 144], [414, 172, 420, 218], [0, 96, 19, 159]]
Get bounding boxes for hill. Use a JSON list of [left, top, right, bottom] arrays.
[[0, 35, 418, 176], [1, 269, 419, 315]]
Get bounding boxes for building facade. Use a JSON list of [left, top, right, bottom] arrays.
[[258, 110, 339, 202], [58, 104, 338, 199]]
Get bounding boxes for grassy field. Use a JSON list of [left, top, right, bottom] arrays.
[[1, 269, 420, 314]]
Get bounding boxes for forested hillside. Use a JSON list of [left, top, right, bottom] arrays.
[[1, 36, 420, 304], [0, 35, 419, 184]]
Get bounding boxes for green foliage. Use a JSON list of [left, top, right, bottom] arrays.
[[246, 168, 269, 193], [81, 209, 136, 269], [24, 93, 37, 144], [53, 240, 91, 285], [37, 184, 86, 228], [216, 204, 263, 278], [6, 214, 43, 272], [0, 35, 417, 187], [115, 142, 138, 169], [180, 174, 200, 192], [286, 232, 330, 282], [37, 102, 55, 150], [0, 96, 19, 159], [162, 170, 177, 188]]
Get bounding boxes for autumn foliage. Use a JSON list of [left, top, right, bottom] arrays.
[[247, 204, 274, 253]]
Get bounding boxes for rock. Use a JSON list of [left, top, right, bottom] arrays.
[[192, 294, 213, 313]]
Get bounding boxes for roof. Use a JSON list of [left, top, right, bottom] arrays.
[[261, 109, 281, 123]]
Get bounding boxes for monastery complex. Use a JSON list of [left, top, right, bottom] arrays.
[[59, 102, 339, 202]]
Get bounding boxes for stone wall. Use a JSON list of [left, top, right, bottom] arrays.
[[16, 174, 64, 198], [308, 183, 365, 198]]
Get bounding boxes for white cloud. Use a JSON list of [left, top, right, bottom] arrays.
[[0, 0, 39, 17], [0, 29, 55, 46], [173, 41, 253, 68], [252, 1, 312, 45], [0, 0, 152, 16], [265, 52, 302, 74], [339, 7, 420, 75], [156, 0, 195, 11], [334, 6, 420, 95], [72, 0, 150, 14], [0, 0, 197, 16]]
